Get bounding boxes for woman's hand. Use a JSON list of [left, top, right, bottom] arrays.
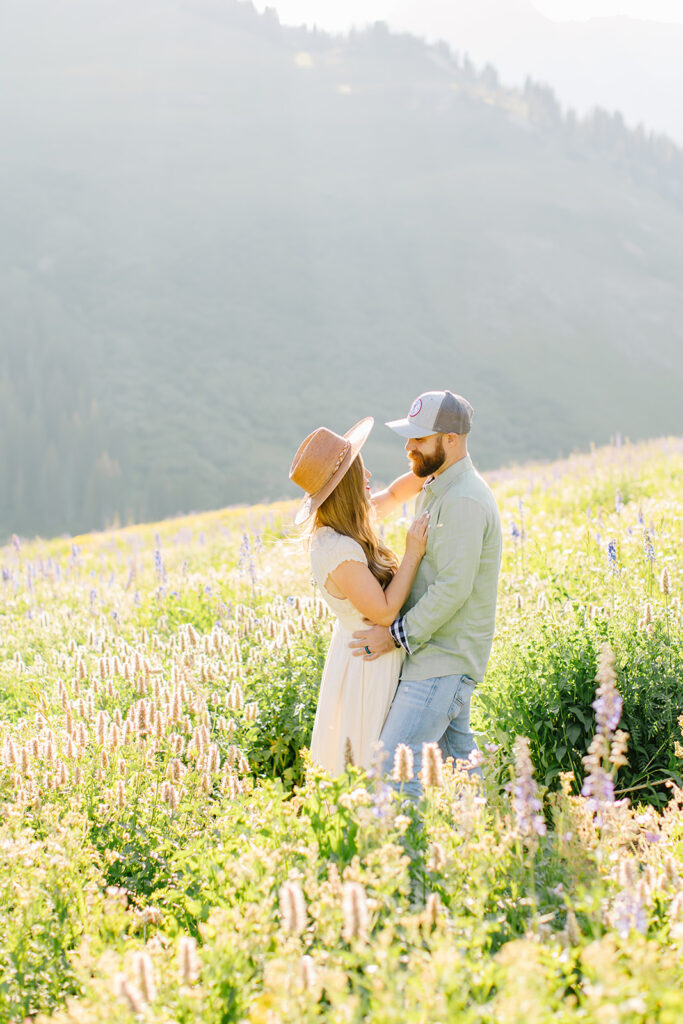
[[332, 510, 429, 625], [405, 510, 430, 560]]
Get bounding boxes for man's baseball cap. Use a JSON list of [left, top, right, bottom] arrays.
[[386, 390, 473, 438]]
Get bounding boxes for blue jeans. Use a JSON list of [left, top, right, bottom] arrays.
[[379, 673, 479, 800]]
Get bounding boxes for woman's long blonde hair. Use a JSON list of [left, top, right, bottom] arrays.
[[312, 454, 399, 588]]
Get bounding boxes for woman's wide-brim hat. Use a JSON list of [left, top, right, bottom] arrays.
[[289, 417, 374, 525]]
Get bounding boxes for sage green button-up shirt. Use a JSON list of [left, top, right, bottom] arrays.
[[400, 454, 502, 684]]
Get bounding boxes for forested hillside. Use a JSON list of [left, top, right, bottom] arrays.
[[1, 0, 682, 538]]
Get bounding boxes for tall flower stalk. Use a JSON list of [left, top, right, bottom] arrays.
[[581, 643, 629, 827], [510, 736, 546, 848]]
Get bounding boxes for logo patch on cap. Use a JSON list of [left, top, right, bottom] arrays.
[[409, 398, 422, 418]]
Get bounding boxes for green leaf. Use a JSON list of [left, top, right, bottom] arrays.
[[567, 725, 582, 745]]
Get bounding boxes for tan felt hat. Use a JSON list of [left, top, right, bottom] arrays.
[[289, 417, 374, 525]]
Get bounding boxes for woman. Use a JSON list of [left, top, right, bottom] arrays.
[[289, 417, 428, 774]]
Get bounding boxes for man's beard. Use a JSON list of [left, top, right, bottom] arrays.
[[408, 436, 446, 478]]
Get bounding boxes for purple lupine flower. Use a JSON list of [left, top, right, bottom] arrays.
[[370, 777, 393, 819], [614, 490, 623, 514], [592, 646, 623, 735], [238, 533, 257, 585], [581, 740, 615, 814], [607, 540, 618, 574], [593, 689, 623, 736], [581, 645, 626, 826], [468, 749, 485, 769], [153, 549, 166, 584], [509, 736, 546, 841], [611, 886, 647, 938], [510, 520, 521, 539], [643, 530, 656, 563]]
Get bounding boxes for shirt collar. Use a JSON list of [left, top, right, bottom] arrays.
[[422, 454, 473, 498]]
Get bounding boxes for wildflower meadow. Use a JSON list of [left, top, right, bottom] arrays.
[[1, 437, 682, 1024]]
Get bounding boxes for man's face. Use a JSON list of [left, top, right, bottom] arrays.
[[405, 434, 446, 478]]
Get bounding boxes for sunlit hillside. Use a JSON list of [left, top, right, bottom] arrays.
[[0, 437, 682, 1022], [2, 0, 683, 538]]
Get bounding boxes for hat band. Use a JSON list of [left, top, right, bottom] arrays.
[[306, 439, 351, 496], [321, 440, 351, 488]]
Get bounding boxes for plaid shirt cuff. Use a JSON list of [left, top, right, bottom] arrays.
[[390, 616, 411, 654]]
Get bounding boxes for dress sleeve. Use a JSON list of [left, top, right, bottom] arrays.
[[311, 531, 367, 585], [329, 533, 368, 572]]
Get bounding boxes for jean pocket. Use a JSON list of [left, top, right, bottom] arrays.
[[448, 675, 473, 718]]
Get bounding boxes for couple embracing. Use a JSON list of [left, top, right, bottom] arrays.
[[289, 390, 502, 799]]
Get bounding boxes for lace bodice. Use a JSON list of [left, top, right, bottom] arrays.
[[310, 527, 369, 631]]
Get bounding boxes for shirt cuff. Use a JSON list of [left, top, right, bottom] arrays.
[[390, 616, 412, 655]]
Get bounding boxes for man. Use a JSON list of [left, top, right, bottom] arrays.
[[351, 390, 502, 799]]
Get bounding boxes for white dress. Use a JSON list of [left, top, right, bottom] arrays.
[[309, 526, 404, 775]]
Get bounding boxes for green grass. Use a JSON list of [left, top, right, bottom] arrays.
[[0, 437, 681, 1022]]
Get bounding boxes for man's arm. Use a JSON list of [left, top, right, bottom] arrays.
[[401, 497, 485, 652], [371, 471, 423, 520]]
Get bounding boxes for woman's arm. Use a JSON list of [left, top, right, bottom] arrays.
[[372, 471, 424, 520], [326, 513, 429, 626]]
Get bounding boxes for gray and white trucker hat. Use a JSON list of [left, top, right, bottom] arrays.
[[386, 390, 473, 438]]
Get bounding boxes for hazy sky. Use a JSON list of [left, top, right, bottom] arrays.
[[255, 0, 683, 30], [534, 1, 683, 19], [253, 0, 683, 142]]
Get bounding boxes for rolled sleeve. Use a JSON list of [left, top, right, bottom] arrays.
[[390, 616, 411, 654], [403, 497, 485, 652]]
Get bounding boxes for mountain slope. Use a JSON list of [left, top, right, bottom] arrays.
[[387, 0, 683, 143], [0, 0, 682, 537]]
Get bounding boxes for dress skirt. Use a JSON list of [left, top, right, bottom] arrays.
[[309, 621, 404, 775]]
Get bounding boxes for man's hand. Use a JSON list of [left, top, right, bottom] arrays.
[[350, 623, 396, 661]]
